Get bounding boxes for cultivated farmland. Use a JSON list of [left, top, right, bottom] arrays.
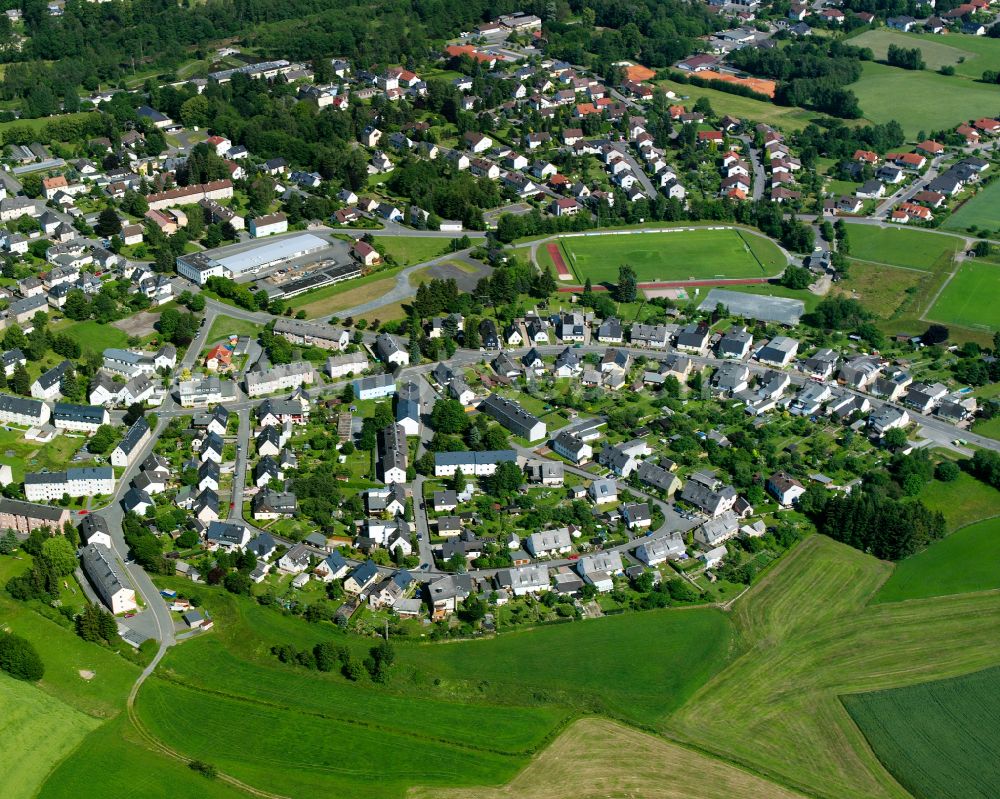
[[552, 228, 785, 284], [413, 718, 809, 799], [2, 675, 100, 799], [666, 536, 1000, 799], [876, 517, 1000, 603], [927, 260, 1000, 330], [843, 666, 1000, 799], [943, 179, 1000, 234], [844, 223, 960, 271], [849, 29, 1000, 80]]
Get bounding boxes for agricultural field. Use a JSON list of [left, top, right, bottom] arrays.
[[843, 223, 960, 271], [129, 581, 733, 799], [39, 717, 246, 799], [926, 259, 1000, 330], [372, 235, 484, 267], [916, 471, 1000, 532], [666, 535, 1000, 799], [413, 718, 808, 799], [1, 675, 100, 799], [550, 228, 785, 285], [876, 518, 1000, 603], [842, 666, 1000, 799], [942, 180, 1000, 234], [849, 28, 1000, 80], [851, 61, 1000, 137], [655, 78, 822, 131]]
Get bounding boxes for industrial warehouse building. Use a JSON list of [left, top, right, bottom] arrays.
[[176, 233, 330, 285]]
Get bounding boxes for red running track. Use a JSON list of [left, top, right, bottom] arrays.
[[556, 277, 770, 292], [546, 242, 574, 280]]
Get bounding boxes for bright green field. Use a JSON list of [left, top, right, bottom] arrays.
[[877, 518, 1000, 604], [843, 223, 960, 271], [843, 666, 1000, 799], [850, 29, 1000, 79], [851, 61, 1000, 138], [55, 320, 129, 355], [557, 229, 785, 284], [918, 471, 1000, 532], [373, 235, 484, 267], [1, 675, 100, 799], [205, 314, 263, 344], [927, 260, 1000, 330], [132, 582, 732, 799], [944, 180, 1000, 233], [655, 78, 822, 131]]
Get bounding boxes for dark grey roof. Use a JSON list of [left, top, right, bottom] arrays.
[[53, 403, 106, 424], [81, 543, 130, 604], [0, 393, 46, 419], [116, 417, 151, 456]]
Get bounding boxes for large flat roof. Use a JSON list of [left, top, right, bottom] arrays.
[[698, 288, 804, 326], [215, 233, 329, 274]]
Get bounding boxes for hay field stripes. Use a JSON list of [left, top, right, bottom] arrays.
[[409, 718, 810, 799], [665, 536, 1000, 799]]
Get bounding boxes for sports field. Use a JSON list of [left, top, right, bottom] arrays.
[[927, 260, 1000, 330], [551, 229, 785, 284], [2, 675, 101, 799], [876, 518, 1000, 603], [944, 180, 1000, 233], [843, 666, 1000, 799], [851, 62, 1000, 138], [844, 223, 960, 271], [666, 535, 1000, 799]]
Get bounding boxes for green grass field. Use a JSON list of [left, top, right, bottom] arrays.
[[1, 675, 101, 799], [843, 666, 1000, 799], [851, 61, 1000, 137], [834, 260, 926, 319], [205, 314, 263, 345], [55, 320, 130, 355], [972, 415, 1000, 440], [131, 581, 732, 799], [927, 260, 1000, 330], [373, 235, 484, 267], [666, 535, 1000, 799], [39, 716, 247, 799], [656, 78, 824, 131], [943, 180, 1000, 233], [555, 229, 785, 284], [876, 518, 1000, 604], [849, 28, 1000, 80], [916, 472, 1000, 532], [844, 224, 960, 271]]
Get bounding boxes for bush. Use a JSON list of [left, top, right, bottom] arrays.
[[935, 461, 960, 482], [0, 632, 44, 681]]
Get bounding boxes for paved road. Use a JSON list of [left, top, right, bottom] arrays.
[[738, 135, 766, 202], [229, 408, 251, 522]]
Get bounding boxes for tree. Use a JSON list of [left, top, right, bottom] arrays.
[[0, 632, 44, 681], [123, 402, 146, 427], [780, 265, 812, 289], [430, 399, 469, 434], [88, 425, 117, 455], [883, 428, 908, 450], [614, 264, 637, 303], [41, 536, 77, 576], [10, 363, 30, 395], [95, 208, 122, 238]]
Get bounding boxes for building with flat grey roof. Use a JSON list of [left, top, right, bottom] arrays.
[[177, 233, 330, 285]]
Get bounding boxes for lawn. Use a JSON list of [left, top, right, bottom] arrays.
[[656, 77, 823, 131], [943, 178, 1000, 234], [972, 414, 1000, 440], [849, 28, 1000, 80], [842, 666, 1000, 799], [38, 716, 249, 799], [926, 259, 1000, 331], [0, 428, 88, 484], [876, 518, 1000, 604], [851, 61, 1000, 137], [833, 260, 926, 319], [1, 675, 101, 799], [555, 228, 785, 284], [54, 320, 130, 355], [204, 314, 263, 345], [286, 267, 404, 316], [666, 535, 1000, 799], [373, 235, 483, 267], [844, 224, 960, 271]]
